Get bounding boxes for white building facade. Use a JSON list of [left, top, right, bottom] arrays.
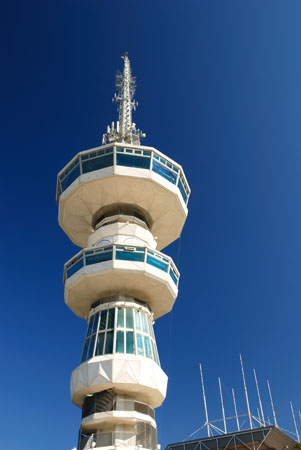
[[57, 54, 190, 450]]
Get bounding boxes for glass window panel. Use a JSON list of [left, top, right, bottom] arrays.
[[148, 318, 154, 339], [126, 309, 133, 329], [116, 153, 151, 169], [136, 333, 144, 356], [87, 315, 95, 336], [169, 268, 178, 285], [107, 309, 115, 329], [95, 333, 105, 356], [117, 308, 124, 328], [81, 153, 113, 174], [178, 177, 188, 203], [144, 336, 152, 359], [150, 340, 156, 362], [134, 310, 141, 331], [141, 313, 148, 333], [152, 160, 177, 184], [146, 255, 168, 272], [105, 331, 114, 354], [87, 334, 96, 360], [126, 331, 135, 354], [86, 250, 113, 265], [92, 313, 99, 334], [81, 338, 90, 363], [116, 250, 144, 262], [100, 310, 108, 330], [116, 330, 124, 353], [60, 162, 80, 193], [66, 258, 84, 278]]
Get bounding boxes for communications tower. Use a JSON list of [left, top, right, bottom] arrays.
[[56, 53, 190, 450]]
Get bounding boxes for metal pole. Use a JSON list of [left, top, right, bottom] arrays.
[[253, 369, 265, 426], [232, 388, 240, 431], [200, 363, 210, 437], [290, 401, 300, 442], [299, 410, 301, 423], [218, 377, 227, 434], [267, 380, 278, 427], [240, 354, 253, 429]]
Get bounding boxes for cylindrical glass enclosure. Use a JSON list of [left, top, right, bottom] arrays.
[[80, 298, 160, 366]]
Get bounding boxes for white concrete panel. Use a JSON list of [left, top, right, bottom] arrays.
[[70, 354, 168, 409]]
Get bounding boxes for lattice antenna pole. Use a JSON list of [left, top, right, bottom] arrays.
[[290, 401, 300, 442], [253, 369, 265, 426], [267, 380, 278, 427], [200, 363, 210, 437], [240, 354, 253, 429], [232, 388, 240, 431], [218, 377, 227, 434]]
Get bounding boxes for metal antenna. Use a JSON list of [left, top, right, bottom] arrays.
[[299, 410, 301, 424], [240, 354, 253, 429], [102, 52, 145, 145], [232, 388, 240, 431], [253, 369, 265, 426], [267, 380, 278, 427], [200, 363, 210, 437], [290, 401, 300, 442], [218, 377, 227, 433]]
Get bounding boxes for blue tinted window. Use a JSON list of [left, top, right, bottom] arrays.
[[87, 315, 95, 336], [92, 312, 99, 334], [95, 333, 105, 356], [86, 251, 112, 266], [107, 309, 115, 329], [81, 153, 113, 173], [117, 153, 151, 169], [135, 310, 141, 331], [116, 331, 124, 353], [126, 309, 133, 329], [105, 331, 114, 354], [100, 310, 107, 330], [178, 178, 188, 203], [169, 269, 178, 285], [136, 333, 144, 356], [117, 308, 124, 328], [116, 250, 144, 262], [144, 336, 152, 359], [126, 332, 134, 354], [87, 334, 96, 359], [146, 255, 168, 272], [141, 313, 148, 333], [152, 160, 177, 184], [81, 339, 90, 362], [66, 258, 84, 279], [60, 162, 80, 193]]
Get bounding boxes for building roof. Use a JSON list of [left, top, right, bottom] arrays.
[[166, 426, 297, 450]]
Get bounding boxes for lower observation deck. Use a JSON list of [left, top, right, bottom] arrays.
[[64, 244, 179, 319]]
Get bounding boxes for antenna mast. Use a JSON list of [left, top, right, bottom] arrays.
[[232, 388, 240, 431], [267, 380, 278, 427], [290, 401, 300, 442], [240, 354, 253, 429], [102, 52, 145, 145], [218, 377, 227, 433], [253, 369, 265, 426], [200, 363, 210, 437]]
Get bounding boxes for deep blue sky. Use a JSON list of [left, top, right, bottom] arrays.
[[1, 1, 301, 449]]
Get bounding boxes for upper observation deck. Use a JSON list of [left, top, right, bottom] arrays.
[[56, 143, 190, 251]]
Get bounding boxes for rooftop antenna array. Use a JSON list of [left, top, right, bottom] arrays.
[[185, 355, 300, 443]]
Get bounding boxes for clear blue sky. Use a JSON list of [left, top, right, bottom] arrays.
[[1, 1, 300, 449]]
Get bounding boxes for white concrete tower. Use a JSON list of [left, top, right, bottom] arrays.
[[56, 53, 190, 450]]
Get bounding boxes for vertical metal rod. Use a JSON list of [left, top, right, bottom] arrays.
[[232, 388, 240, 431], [218, 377, 227, 434], [290, 401, 300, 442], [253, 369, 265, 426], [299, 410, 301, 423], [200, 363, 210, 437], [267, 380, 278, 427], [240, 354, 253, 429]]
